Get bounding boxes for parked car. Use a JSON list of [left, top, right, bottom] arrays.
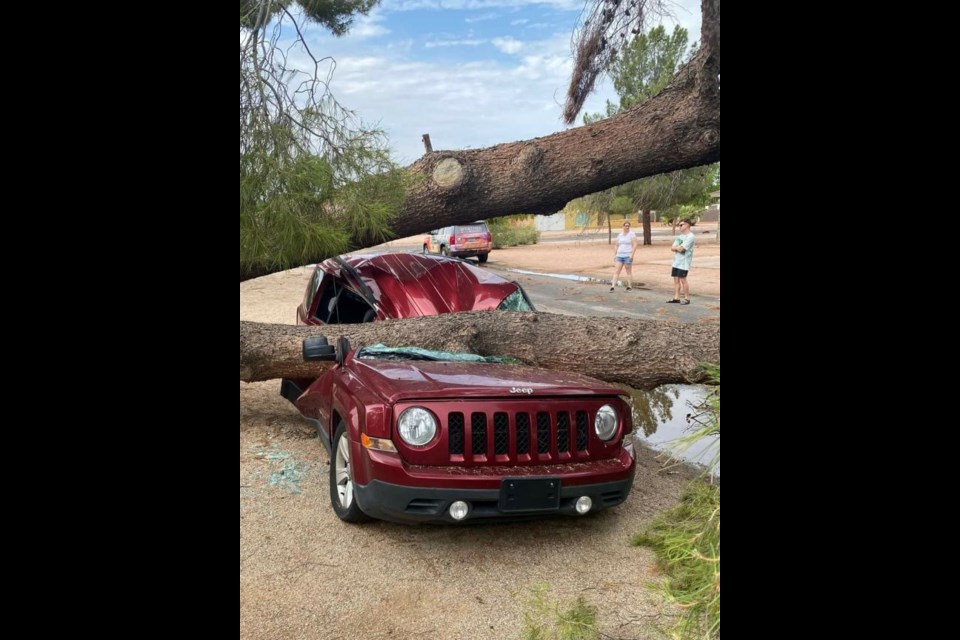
[[423, 221, 493, 263], [290, 340, 636, 524], [293, 252, 534, 326], [281, 253, 636, 524]]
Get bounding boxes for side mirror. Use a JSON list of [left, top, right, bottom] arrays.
[[303, 336, 335, 361]]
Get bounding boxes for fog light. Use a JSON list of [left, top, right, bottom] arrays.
[[449, 500, 470, 521], [575, 496, 593, 515]]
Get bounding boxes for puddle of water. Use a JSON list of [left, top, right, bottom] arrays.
[[505, 268, 645, 287], [624, 384, 719, 476], [505, 268, 598, 282]]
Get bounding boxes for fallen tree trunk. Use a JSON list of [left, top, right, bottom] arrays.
[[240, 1, 720, 282], [241, 312, 719, 390]]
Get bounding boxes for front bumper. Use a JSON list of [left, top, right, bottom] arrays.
[[353, 466, 636, 524]]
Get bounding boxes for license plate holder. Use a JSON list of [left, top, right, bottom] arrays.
[[499, 477, 561, 512]]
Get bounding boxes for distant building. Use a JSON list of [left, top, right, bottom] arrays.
[[534, 212, 566, 231]]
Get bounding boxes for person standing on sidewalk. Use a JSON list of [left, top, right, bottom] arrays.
[[610, 221, 638, 292], [668, 219, 696, 304]]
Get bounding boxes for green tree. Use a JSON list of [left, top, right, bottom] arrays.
[[240, 0, 377, 35], [613, 26, 693, 109], [239, 0, 408, 280], [609, 195, 634, 220], [583, 25, 693, 124], [582, 26, 717, 245]]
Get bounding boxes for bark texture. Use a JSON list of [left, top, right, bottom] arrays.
[[239, 2, 719, 281], [349, 0, 719, 252], [353, 53, 718, 250], [241, 312, 720, 390]]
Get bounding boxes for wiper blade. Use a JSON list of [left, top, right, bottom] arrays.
[[368, 352, 440, 362]]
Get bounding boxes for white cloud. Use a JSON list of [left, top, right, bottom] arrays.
[[465, 12, 499, 23], [492, 37, 524, 54], [350, 13, 390, 38], [281, 0, 705, 162], [424, 38, 486, 48], [384, 0, 584, 11], [324, 30, 618, 163]]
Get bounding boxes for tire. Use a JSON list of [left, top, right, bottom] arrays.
[[440, 246, 449, 256], [329, 421, 373, 523], [477, 253, 488, 263]]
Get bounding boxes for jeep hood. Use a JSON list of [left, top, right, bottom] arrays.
[[349, 358, 624, 403]]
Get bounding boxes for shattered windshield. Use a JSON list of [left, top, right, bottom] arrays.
[[497, 289, 535, 312], [356, 344, 521, 364]]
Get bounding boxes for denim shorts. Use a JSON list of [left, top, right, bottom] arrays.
[[615, 256, 632, 265]]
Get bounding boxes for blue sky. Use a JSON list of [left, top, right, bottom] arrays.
[[299, 0, 703, 163]]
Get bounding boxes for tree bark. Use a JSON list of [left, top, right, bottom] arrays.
[[239, 1, 719, 282], [356, 48, 717, 251], [642, 209, 652, 246], [241, 312, 719, 391]]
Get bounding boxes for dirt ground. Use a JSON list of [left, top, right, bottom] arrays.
[[239, 230, 718, 639]]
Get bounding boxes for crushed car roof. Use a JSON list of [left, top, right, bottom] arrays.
[[319, 253, 522, 318]]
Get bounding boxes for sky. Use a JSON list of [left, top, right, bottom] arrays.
[[298, 0, 703, 164]]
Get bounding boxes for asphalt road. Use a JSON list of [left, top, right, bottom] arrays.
[[357, 239, 720, 323], [486, 265, 720, 323]]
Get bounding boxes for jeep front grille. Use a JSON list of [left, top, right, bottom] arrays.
[[444, 408, 591, 463]]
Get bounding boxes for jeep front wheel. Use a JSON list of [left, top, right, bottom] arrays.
[[329, 421, 373, 523]]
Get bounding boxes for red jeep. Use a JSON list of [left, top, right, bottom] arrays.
[[294, 252, 532, 326], [282, 253, 636, 523]]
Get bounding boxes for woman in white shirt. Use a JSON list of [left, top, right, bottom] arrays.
[[610, 221, 638, 292]]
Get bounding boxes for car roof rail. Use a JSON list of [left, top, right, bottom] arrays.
[[333, 255, 377, 307]]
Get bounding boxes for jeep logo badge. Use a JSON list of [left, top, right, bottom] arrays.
[[509, 387, 534, 394]]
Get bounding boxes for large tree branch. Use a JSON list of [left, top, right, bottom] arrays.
[[346, 0, 719, 251], [241, 312, 720, 390], [240, 2, 719, 282]]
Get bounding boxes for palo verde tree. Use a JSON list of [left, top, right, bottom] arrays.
[[240, 0, 409, 281]]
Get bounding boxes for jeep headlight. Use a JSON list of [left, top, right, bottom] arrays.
[[594, 405, 618, 441], [397, 407, 438, 447]]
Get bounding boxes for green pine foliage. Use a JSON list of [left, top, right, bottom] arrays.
[[240, 0, 378, 35], [633, 483, 720, 640], [633, 364, 720, 640], [240, 1, 409, 279], [578, 26, 717, 222], [522, 583, 598, 640]]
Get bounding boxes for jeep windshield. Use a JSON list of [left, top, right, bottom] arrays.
[[496, 289, 534, 312], [356, 345, 519, 364]]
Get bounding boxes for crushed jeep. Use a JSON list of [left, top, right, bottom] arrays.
[[288, 340, 636, 524]]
